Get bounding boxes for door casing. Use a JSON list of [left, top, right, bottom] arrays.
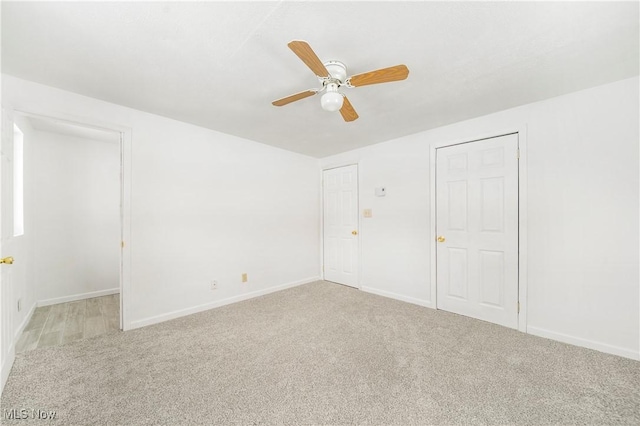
[[429, 127, 528, 332]]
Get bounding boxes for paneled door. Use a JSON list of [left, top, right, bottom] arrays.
[[1, 108, 19, 391], [436, 134, 519, 329], [323, 165, 359, 288]]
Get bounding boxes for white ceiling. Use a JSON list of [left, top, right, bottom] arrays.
[[2, 1, 638, 158]]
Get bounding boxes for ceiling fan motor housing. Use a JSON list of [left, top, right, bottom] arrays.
[[324, 61, 347, 84]]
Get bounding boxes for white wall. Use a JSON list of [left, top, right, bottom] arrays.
[[2, 75, 320, 331], [3, 74, 636, 362], [321, 76, 640, 359], [31, 130, 120, 303]]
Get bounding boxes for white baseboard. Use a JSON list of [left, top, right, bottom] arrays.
[[1, 302, 37, 394], [37, 288, 120, 307], [14, 302, 37, 340], [527, 326, 640, 361], [129, 276, 320, 330], [360, 287, 639, 361], [361, 286, 434, 309], [1, 344, 15, 395]]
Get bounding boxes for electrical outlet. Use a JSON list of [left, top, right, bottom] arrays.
[[17, 298, 22, 312], [211, 280, 218, 290], [241, 273, 248, 283]]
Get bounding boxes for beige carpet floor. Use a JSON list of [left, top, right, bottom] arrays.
[[1, 281, 639, 425]]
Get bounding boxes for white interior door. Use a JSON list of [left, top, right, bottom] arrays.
[[1, 108, 19, 390], [323, 165, 359, 288], [436, 134, 519, 329]]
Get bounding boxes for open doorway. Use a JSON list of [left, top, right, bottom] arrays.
[[9, 112, 125, 353]]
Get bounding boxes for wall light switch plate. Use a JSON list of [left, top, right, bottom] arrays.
[[363, 209, 372, 218]]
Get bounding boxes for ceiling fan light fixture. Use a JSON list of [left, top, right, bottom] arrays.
[[320, 83, 343, 112], [272, 40, 409, 121]]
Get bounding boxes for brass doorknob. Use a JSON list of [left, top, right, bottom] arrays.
[[437, 236, 445, 243], [352, 230, 358, 235], [0, 257, 14, 265]]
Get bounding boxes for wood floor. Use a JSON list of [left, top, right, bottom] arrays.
[[16, 294, 120, 353]]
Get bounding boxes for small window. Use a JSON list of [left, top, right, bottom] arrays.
[[13, 123, 24, 237]]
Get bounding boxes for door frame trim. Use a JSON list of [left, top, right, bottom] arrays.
[[320, 163, 361, 289], [12, 108, 133, 332], [429, 126, 528, 332]]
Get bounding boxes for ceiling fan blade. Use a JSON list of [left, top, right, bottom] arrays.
[[272, 89, 318, 107], [348, 64, 409, 87], [288, 40, 330, 78], [339, 96, 359, 122]]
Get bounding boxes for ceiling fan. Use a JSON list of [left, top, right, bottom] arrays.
[[272, 40, 409, 122]]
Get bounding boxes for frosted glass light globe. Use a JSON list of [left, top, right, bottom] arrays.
[[320, 91, 344, 112]]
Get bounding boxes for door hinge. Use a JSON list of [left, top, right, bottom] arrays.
[[517, 148, 520, 159], [121, 241, 125, 248], [517, 301, 520, 314]]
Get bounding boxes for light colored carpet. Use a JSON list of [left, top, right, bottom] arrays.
[[1, 281, 638, 425]]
